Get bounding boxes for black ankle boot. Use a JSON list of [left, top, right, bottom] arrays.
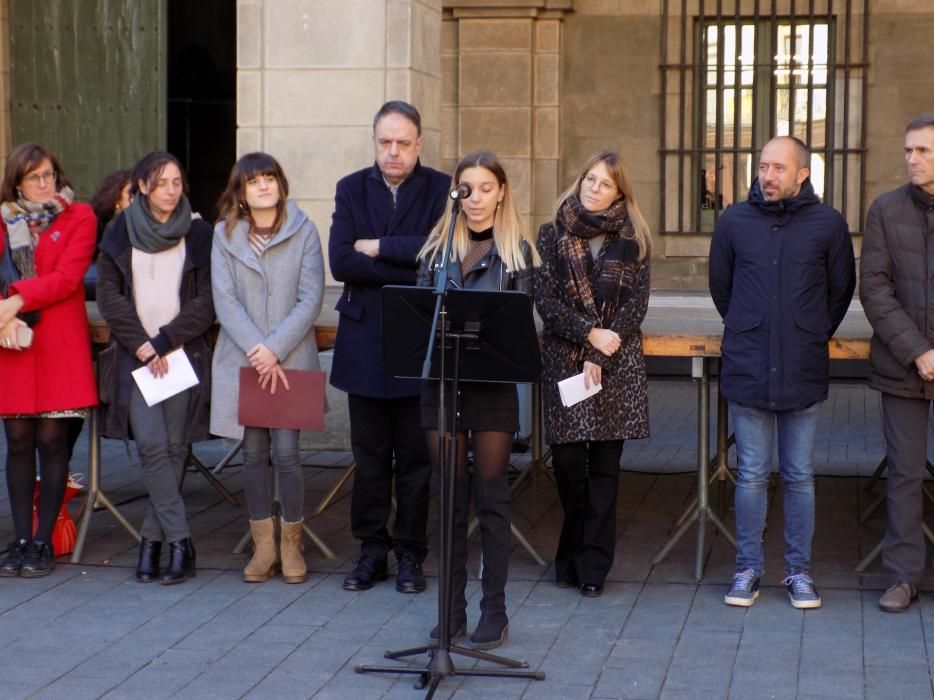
[[160, 538, 195, 585], [469, 476, 511, 650], [0, 539, 29, 577], [429, 473, 471, 644], [20, 540, 55, 578], [136, 538, 162, 583]]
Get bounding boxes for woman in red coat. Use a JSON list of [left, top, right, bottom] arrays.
[[0, 143, 97, 577]]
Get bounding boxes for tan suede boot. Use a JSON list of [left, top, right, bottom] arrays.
[[243, 518, 277, 582], [280, 519, 308, 584]]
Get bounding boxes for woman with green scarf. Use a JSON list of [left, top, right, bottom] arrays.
[[96, 152, 215, 585]]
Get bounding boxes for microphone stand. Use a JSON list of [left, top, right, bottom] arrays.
[[355, 193, 544, 697]]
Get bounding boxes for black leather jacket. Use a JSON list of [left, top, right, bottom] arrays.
[[417, 239, 534, 294]]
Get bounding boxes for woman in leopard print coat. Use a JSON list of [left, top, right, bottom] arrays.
[[534, 150, 651, 596]]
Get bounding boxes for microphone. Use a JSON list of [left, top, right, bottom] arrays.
[[449, 183, 472, 200]]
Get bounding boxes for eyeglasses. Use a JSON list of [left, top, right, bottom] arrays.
[[22, 170, 57, 186], [583, 173, 617, 193]]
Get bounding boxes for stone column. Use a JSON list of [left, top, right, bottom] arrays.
[[237, 0, 443, 282], [443, 1, 570, 231]]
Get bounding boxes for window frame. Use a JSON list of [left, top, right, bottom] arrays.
[[659, 0, 869, 236]]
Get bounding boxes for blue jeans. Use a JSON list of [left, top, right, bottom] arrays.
[[730, 402, 819, 576]]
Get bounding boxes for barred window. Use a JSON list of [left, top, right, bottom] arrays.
[[660, 1, 868, 234]]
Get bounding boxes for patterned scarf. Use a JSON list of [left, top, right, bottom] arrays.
[[1, 186, 74, 280], [555, 194, 640, 328]]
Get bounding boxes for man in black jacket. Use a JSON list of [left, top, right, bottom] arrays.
[[709, 136, 855, 610], [329, 101, 449, 593], [860, 113, 934, 612]]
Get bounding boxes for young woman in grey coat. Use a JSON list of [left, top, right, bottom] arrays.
[[211, 153, 324, 584]]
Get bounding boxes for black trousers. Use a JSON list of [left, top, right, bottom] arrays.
[[552, 440, 625, 586], [881, 393, 931, 586], [348, 394, 431, 561]]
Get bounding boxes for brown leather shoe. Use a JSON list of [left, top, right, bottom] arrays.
[[879, 582, 918, 612]]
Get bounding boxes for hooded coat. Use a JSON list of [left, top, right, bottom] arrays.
[[708, 179, 856, 411], [210, 200, 325, 439]]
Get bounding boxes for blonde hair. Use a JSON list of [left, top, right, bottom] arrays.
[[554, 150, 653, 260], [418, 150, 541, 271]]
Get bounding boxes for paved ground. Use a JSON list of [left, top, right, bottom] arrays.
[[1, 379, 933, 699]]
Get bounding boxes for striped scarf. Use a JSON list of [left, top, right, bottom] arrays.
[[1, 187, 74, 280], [249, 225, 277, 257]]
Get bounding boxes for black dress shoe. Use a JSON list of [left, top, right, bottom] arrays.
[[20, 541, 54, 578], [343, 554, 388, 591], [580, 583, 603, 598], [136, 538, 162, 583], [395, 553, 426, 594], [160, 538, 196, 585], [0, 539, 29, 577]]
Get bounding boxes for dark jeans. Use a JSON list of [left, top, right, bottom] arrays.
[[552, 440, 625, 586], [881, 393, 931, 586], [242, 427, 303, 521], [348, 394, 431, 561], [127, 385, 191, 543]]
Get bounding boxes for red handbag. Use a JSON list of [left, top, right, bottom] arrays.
[[31, 474, 84, 555]]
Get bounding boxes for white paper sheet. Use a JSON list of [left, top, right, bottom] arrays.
[[131, 348, 199, 407], [557, 371, 602, 408]]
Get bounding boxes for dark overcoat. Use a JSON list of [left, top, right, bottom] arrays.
[[860, 184, 934, 400], [328, 161, 449, 399], [708, 179, 856, 411], [535, 222, 650, 445], [95, 214, 215, 442]]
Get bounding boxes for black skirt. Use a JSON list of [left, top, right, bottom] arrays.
[[420, 380, 519, 433]]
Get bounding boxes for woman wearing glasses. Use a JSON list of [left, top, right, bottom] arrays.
[[0, 143, 97, 577], [535, 150, 652, 597]]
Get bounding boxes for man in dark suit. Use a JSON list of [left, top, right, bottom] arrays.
[[329, 101, 449, 593]]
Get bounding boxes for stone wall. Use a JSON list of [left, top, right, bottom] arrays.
[[560, 12, 660, 239], [442, 1, 569, 232], [236, 0, 443, 284], [864, 0, 934, 206]]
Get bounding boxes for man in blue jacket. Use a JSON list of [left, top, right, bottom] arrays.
[[329, 101, 449, 593], [709, 136, 855, 610]]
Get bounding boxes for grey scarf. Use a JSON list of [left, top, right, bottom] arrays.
[[125, 194, 193, 253]]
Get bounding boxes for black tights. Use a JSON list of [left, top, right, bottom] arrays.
[[425, 430, 513, 481], [3, 418, 70, 542]]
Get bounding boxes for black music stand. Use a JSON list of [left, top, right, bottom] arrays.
[[354, 285, 544, 697]]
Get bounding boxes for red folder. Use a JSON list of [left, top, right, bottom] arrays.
[[238, 367, 325, 431]]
